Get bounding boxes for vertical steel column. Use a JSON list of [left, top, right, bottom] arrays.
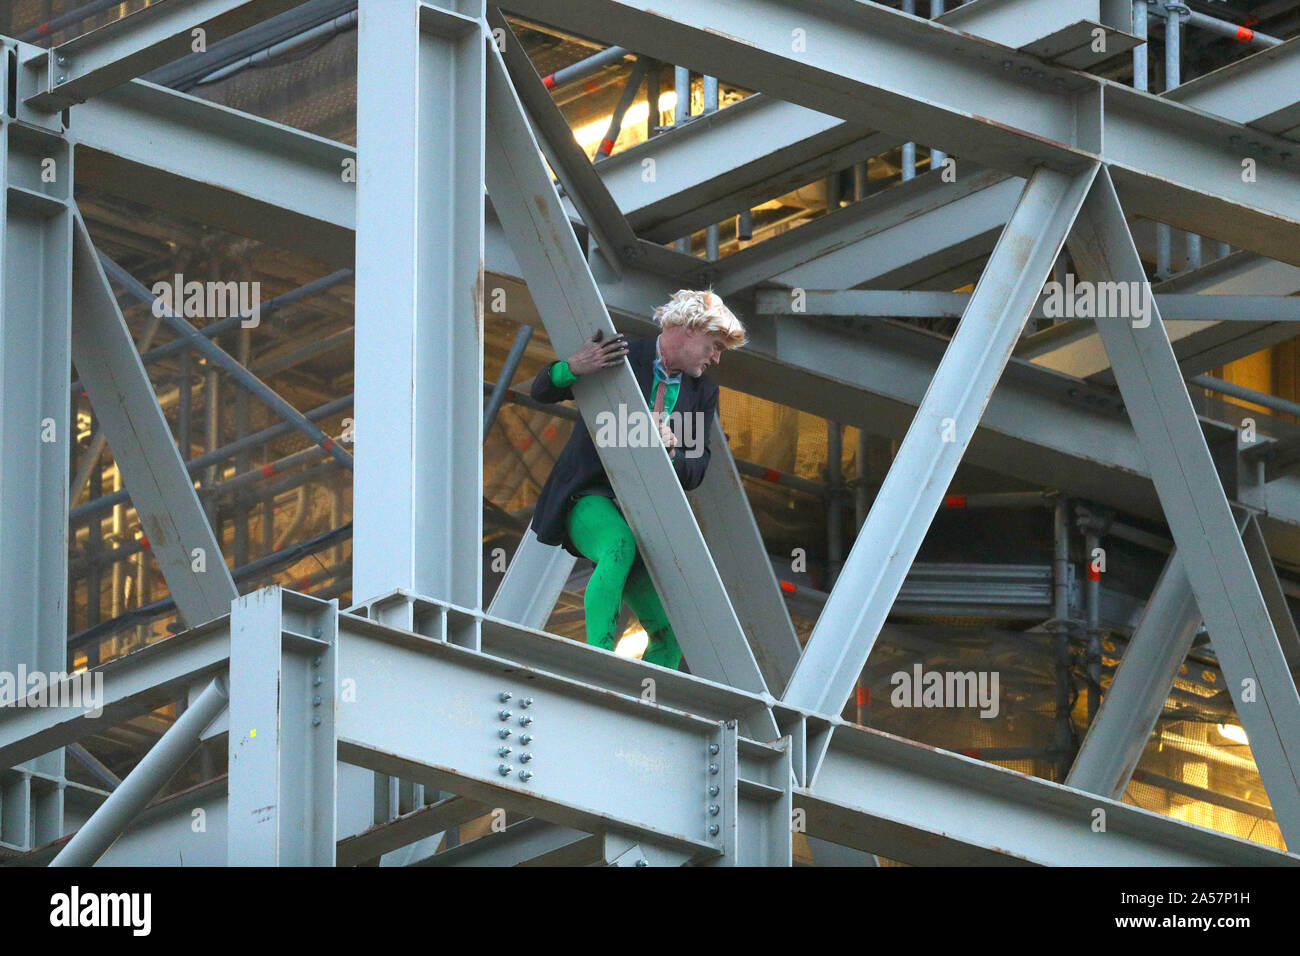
[[1068, 167, 1300, 847], [783, 164, 1098, 717], [352, 0, 486, 618], [703, 73, 720, 261], [672, 65, 691, 254], [1156, 2, 1184, 279], [644, 59, 660, 139], [826, 421, 843, 586], [0, 85, 72, 847], [1084, 529, 1102, 723], [227, 587, 338, 866], [901, 0, 917, 184], [1051, 497, 1074, 781], [928, 0, 947, 172]]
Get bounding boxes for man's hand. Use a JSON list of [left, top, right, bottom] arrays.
[[566, 330, 629, 375], [658, 419, 678, 459]]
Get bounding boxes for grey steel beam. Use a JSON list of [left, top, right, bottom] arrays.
[[24, 0, 304, 111], [71, 79, 354, 267], [336, 794, 490, 866], [783, 164, 1098, 716], [482, 35, 777, 720], [413, 817, 590, 866], [689, 413, 802, 692], [486, 527, 576, 631], [1165, 35, 1300, 138], [501, 0, 1300, 266], [228, 588, 338, 866], [803, 721, 1294, 866], [590, 92, 901, 245], [1068, 166, 1300, 847], [70, 211, 237, 628], [1066, 551, 1200, 800], [351, 0, 485, 613], [759, 290, 1300, 324], [1242, 514, 1300, 679]]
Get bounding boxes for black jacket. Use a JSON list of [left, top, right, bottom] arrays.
[[528, 335, 718, 557]]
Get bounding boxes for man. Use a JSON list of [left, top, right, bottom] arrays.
[[528, 289, 748, 669]]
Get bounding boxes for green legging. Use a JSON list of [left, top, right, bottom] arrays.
[[566, 494, 682, 669]]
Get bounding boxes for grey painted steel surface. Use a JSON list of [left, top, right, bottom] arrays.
[[1068, 167, 1300, 848], [688, 413, 802, 692], [25, 0, 304, 111], [1066, 551, 1200, 800], [1166, 36, 1300, 137], [482, 37, 777, 723], [50, 676, 229, 867], [783, 164, 1098, 716], [1242, 515, 1300, 680], [502, 0, 1300, 266], [351, 1, 485, 612], [228, 588, 338, 866], [486, 527, 576, 631], [70, 213, 237, 627]]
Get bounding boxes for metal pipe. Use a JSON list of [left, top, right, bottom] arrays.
[[672, 66, 693, 253], [1084, 530, 1102, 723], [193, 10, 359, 86], [97, 256, 354, 470], [540, 45, 631, 92], [17, 0, 122, 42], [594, 57, 649, 160], [67, 742, 121, 791], [1132, 1, 1149, 92], [1155, 2, 1183, 278], [827, 422, 844, 586], [645, 59, 660, 138], [855, 430, 870, 529], [1191, 375, 1300, 419], [1051, 497, 1074, 781], [484, 325, 534, 439], [737, 208, 753, 241], [51, 676, 230, 866], [1147, 2, 1282, 48], [203, 365, 221, 529]]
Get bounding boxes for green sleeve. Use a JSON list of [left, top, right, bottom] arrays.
[[549, 360, 578, 388]]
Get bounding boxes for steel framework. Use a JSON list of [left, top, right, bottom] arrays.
[[2, 0, 1300, 866]]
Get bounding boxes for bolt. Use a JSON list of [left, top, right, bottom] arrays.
[[313, 657, 321, 667], [313, 626, 323, 638], [520, 734, 533, 745], [498, 764, 512, 776], [56, 74, 66, 84], [1002, 60, 1012, 70], [1019, 66, 1031, 76], [708, 743, 719, 755], [312, 715, 322, 726], [313, 675, 323, 686], [498, 747, 512, 757], [499, 691, 512, 702], [498, 710, 512, 720], [635, 859, 648, 867], [56, 55, 66, 65], [708, 763, 718, 775], [520, 753, 532, 763], [708, 825, 719, 837], [709, 804, 720, 816], [312, 695, 321, 707], [519, 770, 533, 781], [521, 697, 534, 708], [519, 715, 533, 726], [708, 785, 719, 797], [498, 728, 512, 739]]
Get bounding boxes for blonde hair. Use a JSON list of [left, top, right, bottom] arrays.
[[652, 289, 748, 348]]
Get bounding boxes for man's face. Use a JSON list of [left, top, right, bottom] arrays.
[[678, 329, 728, 377]]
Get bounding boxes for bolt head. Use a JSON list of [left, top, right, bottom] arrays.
[[635, 859, 649, 867], [519, 715, 532, 726], [499, 710, 512, 720], [520, 734, 533, 745], [707, 825, 719, 837], [498, 747, 512, 757], [708, 763, 719, 775], [312, 715, 322, 727], [498, 728, 512, 739], [520, 753, 532, 763], [313, 675, 323, 686], [498, 764, 512, 776], [519, 770, 533, 782], [56, 55, 66, 65], [708, 743, 719, 755], [709, 804, 720, 817], [521, 697, 534, 708], [708, 785, 719, 797], [312, 695, 322, 706], [499, 691, 512, 702]]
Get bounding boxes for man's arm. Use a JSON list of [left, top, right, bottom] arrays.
[[530, 360, 577, 404], [529, 332, 630, 405]]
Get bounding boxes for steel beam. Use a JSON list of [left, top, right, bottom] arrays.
[[689, 413, 802, 693], [351, 0, 485, 613], [336, 794, 490, 867], [486, 527, 576, 631], [482, 36, 776, 719], [783, 164, 1098, 716], [227, 588, 338, 866], [1165, 36, 1300, 138], [1066, 551, 1201, 800], [803, 721, 1293, 866], [23, 0, 304, 111], [1068, 166, 1300, 848], [70, 212, 237, 628], [500, 0, 1300, 266]]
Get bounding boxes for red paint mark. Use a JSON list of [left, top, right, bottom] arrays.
[[1243, 15, 1258, 27], [944, 494, 967, 509], [505, 389, 516, 400], [37, 24, 51, 35], [542, 424, 558, 440], [855, 686, 870, 707], [1235, 26, 1254, 43], [961, 748, 981, 758], [320, 438, 336, 453], [542, 74, 556, 89], [779, 580, 796, 594], [583, 79, 600, 93], [598, 138, 616, 155], [261, 463, 277, 478], [139, 537, 151, 552], [519, 437, 533, 452], [762, 468, 781, 483], [1088, 565, 1101, 581]]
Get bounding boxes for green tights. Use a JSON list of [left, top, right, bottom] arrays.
[[566, 494, 682, 670]]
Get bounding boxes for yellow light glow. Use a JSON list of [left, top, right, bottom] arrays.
[[615, 627, 648, 659], [573, 92, 678, 150], [1217, 723, 1249, 745]]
